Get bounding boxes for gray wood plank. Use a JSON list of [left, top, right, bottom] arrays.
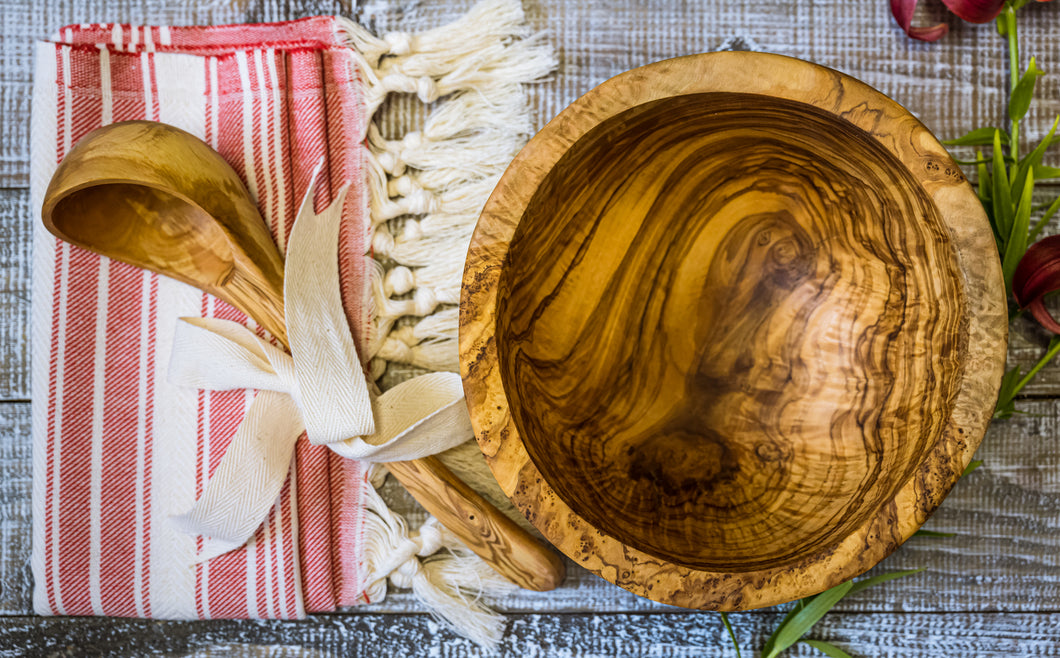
[[2, 0, 1059, 187], [0, 404, 31, 617], [0, 189, 30, 402], [0, 81, 30, 187], [0, 611, 1058, 657], [0, 397, 1057, 617], [4, 0, 1060, 652]]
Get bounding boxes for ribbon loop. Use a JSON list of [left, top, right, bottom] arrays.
[[284, 183, 376, 445], [169, 316, 295, 393], [168, 171, 471, 558], [329, 371, 470, 463], [171, 390, 305, 561]]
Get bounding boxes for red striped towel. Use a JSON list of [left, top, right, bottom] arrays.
[[30, 4, 553, 638], [32, 17, 374, 620]]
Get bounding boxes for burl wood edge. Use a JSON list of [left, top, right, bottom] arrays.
[[459, 52, 1007, 610]]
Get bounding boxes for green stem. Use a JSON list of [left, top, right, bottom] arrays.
[[720, 613, 742, 658], [1027, 194, 1060, 243], [1013, 335, 1060, 397], [1006, 6, 1021, 167]]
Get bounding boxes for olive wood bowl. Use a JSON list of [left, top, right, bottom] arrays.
[[459, 52, 1008, 610]]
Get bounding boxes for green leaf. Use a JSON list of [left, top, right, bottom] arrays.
[[1035, 165, 1060, 180], [993, 129, 1015, 244], [720, 612, 742, 658], [994, 400, 1017, 419], [994, 366, 1022, 419], [763, 601, 801, 656], [801, 639, 855, 658], [762, 581, 853, 658], [976, 148, 995, 226], [963, 459, 984, 477], [762, 570, 923, 658], [955, 156, 1016, 167], [1010, 57, 1045, 122], [1012, 116, 1059, 197], [1001, 168, 1035, 291], [847, 568, 924, 595], [914, 529, 957, 538], [1029, 195, 1060, 243], [944, 127, 1011, 147], [999, 365, 1022, 399], [991, 336, 1060, 420]]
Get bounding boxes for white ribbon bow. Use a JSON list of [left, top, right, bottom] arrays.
[[168, 174, 471, 560]]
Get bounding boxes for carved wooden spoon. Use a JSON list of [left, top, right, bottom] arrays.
[[41, 120, 564, 592]]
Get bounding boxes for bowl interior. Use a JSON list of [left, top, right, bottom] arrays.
[[496, 92, 966, 571]]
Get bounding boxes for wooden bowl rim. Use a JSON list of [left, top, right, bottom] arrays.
[[459, 51, 1008, 610]]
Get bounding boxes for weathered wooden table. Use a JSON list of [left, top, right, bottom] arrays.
[[1, 1, 1058, 655]]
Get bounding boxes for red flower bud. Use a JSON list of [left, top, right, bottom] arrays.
[[941, 0, 1008, 23], [890, 0, 950, 41], [1013, 234, 1060, 334], [890, 0, 1053, 42]]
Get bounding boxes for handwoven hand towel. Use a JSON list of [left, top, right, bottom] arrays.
[[30, 2, 552, 645]]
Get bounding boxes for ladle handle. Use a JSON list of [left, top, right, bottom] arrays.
[[386, 457, 566, 591], [41, 120, 565, 592]]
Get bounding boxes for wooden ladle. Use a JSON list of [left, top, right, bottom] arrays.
[[41, 120, 564, 592]]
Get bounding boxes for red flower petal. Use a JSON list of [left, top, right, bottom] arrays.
[[1013, 235, 1060, 334], [890, 0, 950, 40], [940, 0, 1008, 22], [906, 22, 951, 40], [890, 0, 919, 27]]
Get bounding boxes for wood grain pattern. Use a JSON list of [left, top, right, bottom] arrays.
[[1, 611, 1059, 657], [461, 52, 1009, 610], [0, 405, 32, 616], [386, 457, 566, 591], [2, 0, 1060, 653], [505, 93, 963, 568]]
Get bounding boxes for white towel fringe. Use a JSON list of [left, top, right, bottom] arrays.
[[337, 1, 554, 648], [347, 0, 553, 377], [343, 0, 530, 70], [359, 479, 517, 648], [373, 220, 476, 267], [367, 260, 461, 372]]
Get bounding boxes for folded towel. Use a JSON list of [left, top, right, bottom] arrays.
[[30, 3, 553, 646]]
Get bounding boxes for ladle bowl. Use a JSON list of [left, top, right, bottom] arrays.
[[42, 120, 288, 343]]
